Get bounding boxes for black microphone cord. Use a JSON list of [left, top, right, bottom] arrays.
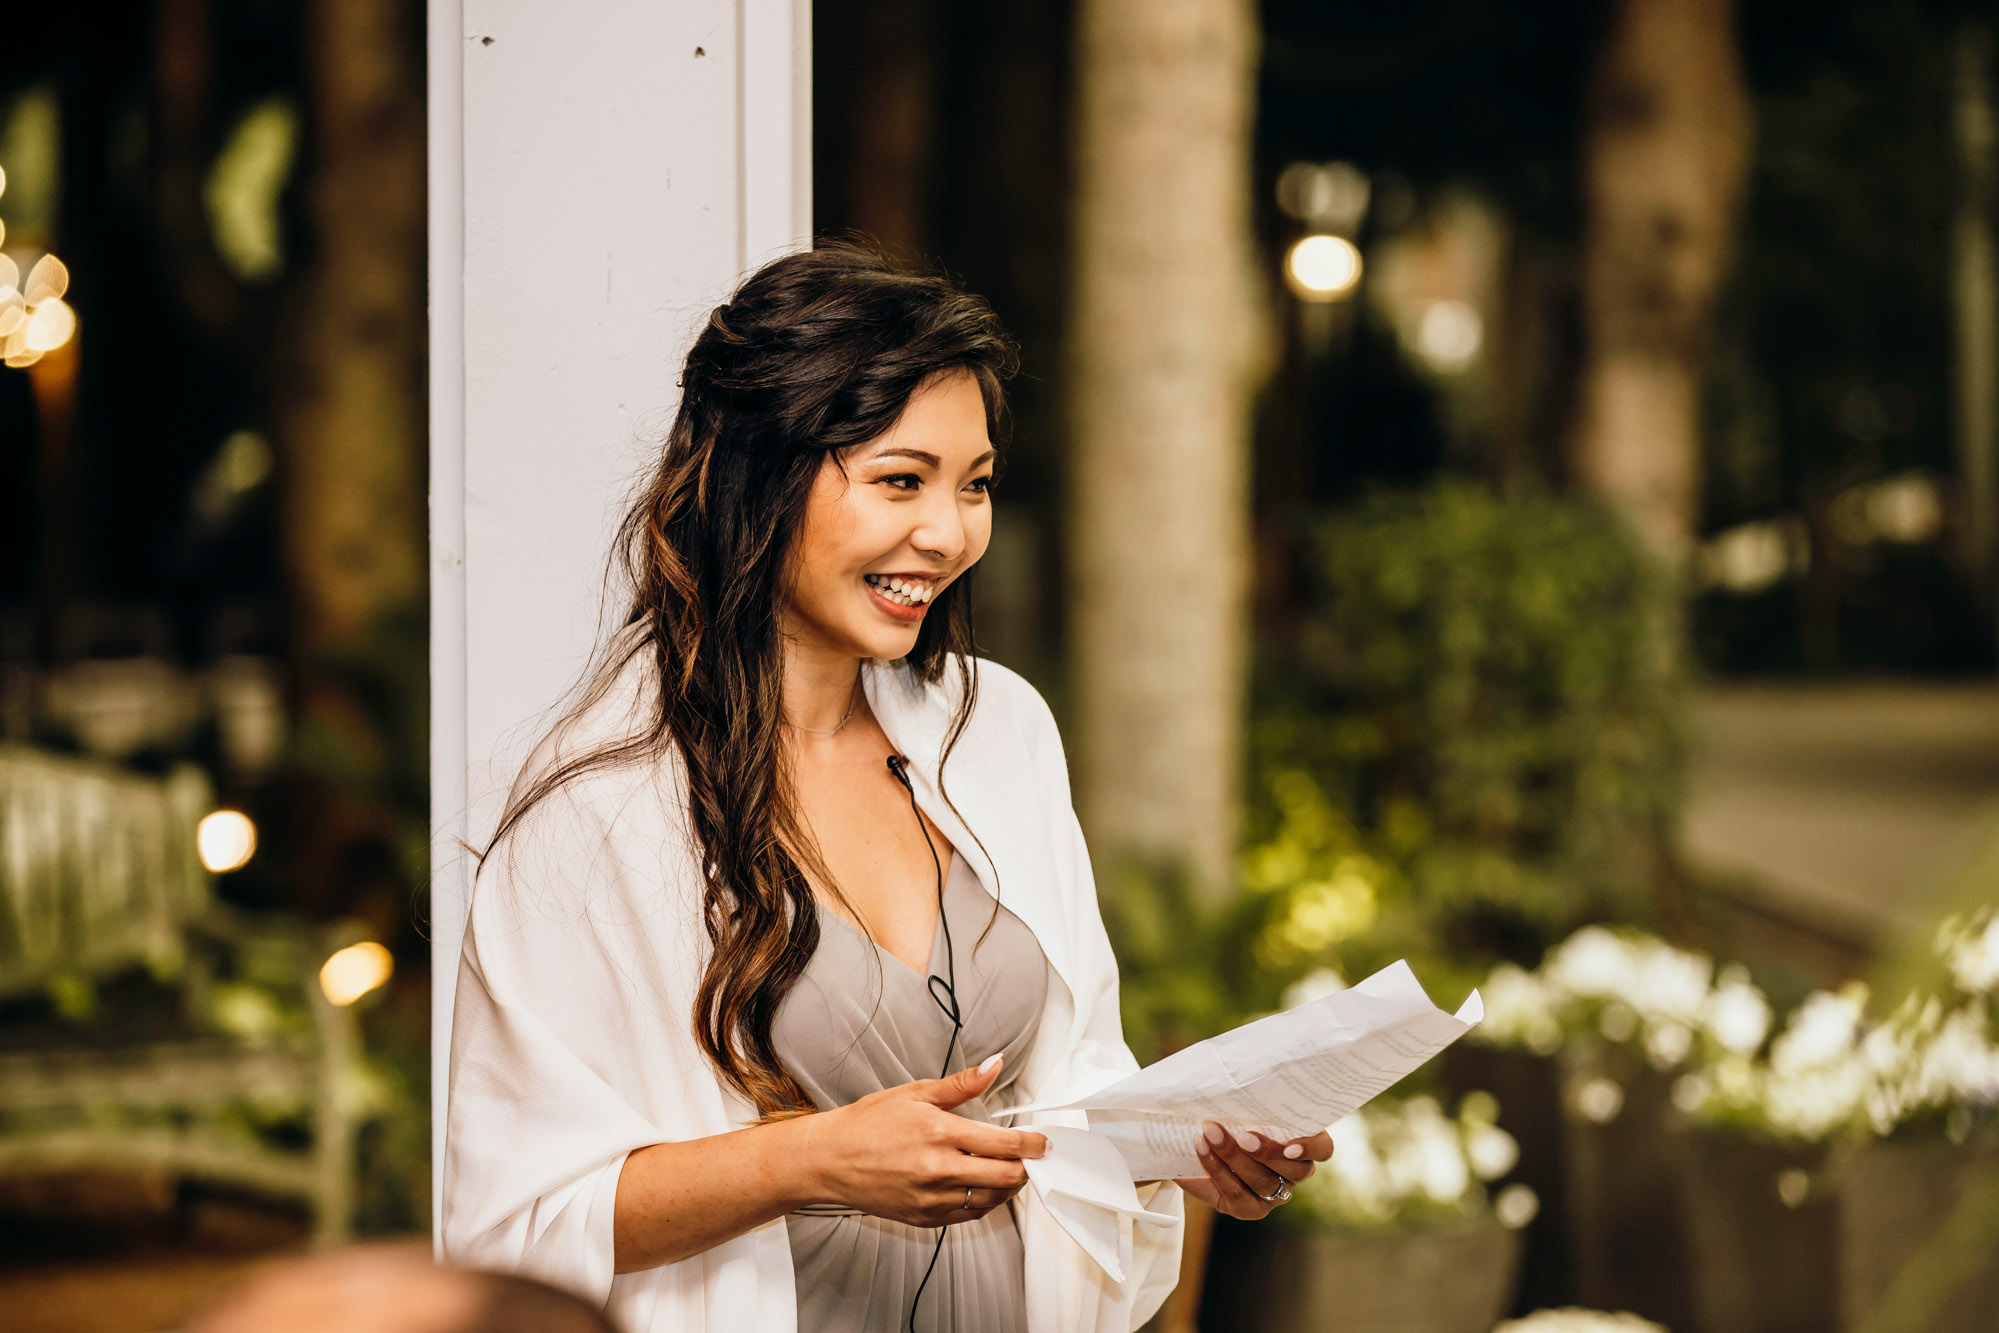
[[886, 753, 962, 1333]]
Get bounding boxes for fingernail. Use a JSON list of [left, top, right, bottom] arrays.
[[1284, 1144, 1305, 1159], [1203, 1122, 1226, 1146], [978, 1053, 1002, 1075], [1232, 1130, 1259, 1153]]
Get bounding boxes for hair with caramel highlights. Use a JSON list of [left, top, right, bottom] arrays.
[[481, 242, 1019, 1118]]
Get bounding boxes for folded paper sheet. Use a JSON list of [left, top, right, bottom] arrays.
[[1009, 960, 1481, 1279], [1018, 1126, 1179, 1285]]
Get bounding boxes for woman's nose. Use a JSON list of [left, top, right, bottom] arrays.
[[910, 492, 969, 562]]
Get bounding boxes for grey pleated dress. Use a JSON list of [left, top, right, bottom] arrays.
[[771, 846, 1051, 1332]]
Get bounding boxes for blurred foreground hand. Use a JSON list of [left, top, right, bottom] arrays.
[[186, 1243, 613, 1333]]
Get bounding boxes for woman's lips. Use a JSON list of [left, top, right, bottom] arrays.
[[865, 578, 930, 624]]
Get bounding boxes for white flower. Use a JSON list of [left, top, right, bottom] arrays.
[[1627, 941, 1715, 1026], [1396, 1099, 1472, 1204], [1679, 986, 1872, 1140], [1371, 1097, 1448, 1202], [1307, 1093, 1509, 1227], [1771, 986, 1866, 1074], [1675, 918, 1999, 1141], [1940, 911, 1999, 994], [1478, 963, 1563, 1054], [1762, 1060, 1870, 1140], [1845, 990, 1999, 1132], [1323, 1112, 1391, 1222], [1704, 967, 1773, 1055], [1540, 926, 1716, 1036], [1544, 927, 1635, 1000], [1914, 1003, 1999, 1106], [1484, 928, 1762, 1067]]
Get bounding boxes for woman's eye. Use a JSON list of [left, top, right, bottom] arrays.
[[880, 473, 994, 495]]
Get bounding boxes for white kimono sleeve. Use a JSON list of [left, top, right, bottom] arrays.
[[440, 776, 692, 1307]]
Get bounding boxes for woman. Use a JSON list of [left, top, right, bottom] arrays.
[[441, 244, 1331, 1332]]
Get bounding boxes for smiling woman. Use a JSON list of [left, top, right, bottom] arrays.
[[440, 244, 1321, 1333]]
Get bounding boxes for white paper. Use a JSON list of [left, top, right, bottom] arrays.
[[1007, 959, 1480, 1183], [1018, 1125, 1178, 1284]]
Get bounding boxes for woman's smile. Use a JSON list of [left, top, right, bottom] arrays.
[[863, 571, 940, 622]]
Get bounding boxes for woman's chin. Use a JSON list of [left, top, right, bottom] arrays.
[[861, 627, 921, 660]]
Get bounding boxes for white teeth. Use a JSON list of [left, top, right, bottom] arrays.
[[865, 574, 934, 607]]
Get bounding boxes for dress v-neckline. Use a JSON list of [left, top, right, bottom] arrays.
[[818, 846, 960, 982]]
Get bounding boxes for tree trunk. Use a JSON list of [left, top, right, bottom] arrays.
[[1568, 0, 1751, 561], [1951, 22, 1999, 626], [277, 0, 426, 656], [1065, 0, 1264, 908]]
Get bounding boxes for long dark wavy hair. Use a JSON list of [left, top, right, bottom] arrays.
[[481, 241, 1020, 1119]]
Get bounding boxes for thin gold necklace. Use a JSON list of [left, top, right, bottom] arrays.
[[784, 675, 861, 736]]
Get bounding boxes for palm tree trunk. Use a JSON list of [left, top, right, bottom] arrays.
[[277, 0, 426, 656], [1569, 0, 1751, 561], [1065, 0, 1264, 909], [1951, 22, 1999, 624]]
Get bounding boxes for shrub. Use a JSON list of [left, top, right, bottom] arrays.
[[1252, 482, 1687, 979]]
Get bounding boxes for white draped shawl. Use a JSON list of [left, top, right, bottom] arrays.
[[441, 653, 1185, 1331]]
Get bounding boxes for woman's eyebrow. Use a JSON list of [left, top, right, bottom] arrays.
[[869, 446, 998, 467]]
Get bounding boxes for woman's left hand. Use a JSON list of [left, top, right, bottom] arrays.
[[1173, 1122, 1333, 1220]]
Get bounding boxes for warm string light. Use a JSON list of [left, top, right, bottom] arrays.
[[1285, 233, 1363, 301], [197, 809, 258, 873], [0, 162, 76, 368], [320, 942, 394, 1006]]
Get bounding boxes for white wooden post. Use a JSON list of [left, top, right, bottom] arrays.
[[427, 0, 811, 1229]]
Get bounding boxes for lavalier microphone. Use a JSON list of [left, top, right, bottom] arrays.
[[883, 748, 966, 1332]]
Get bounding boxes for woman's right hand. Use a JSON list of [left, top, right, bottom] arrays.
[[800, 1054, 1048, 1226]]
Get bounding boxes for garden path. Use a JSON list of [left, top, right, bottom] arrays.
[[1684, 682, 1999, 969]]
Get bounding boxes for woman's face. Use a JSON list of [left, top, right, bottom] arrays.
[[783, 369, 997, 662]]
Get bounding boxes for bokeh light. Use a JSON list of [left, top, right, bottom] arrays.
[[0, 245, 77, 367], [1573, 1077, 1625, 1125], [1413, 299, 1482, 371], [1286, 233, 1363, 301], [22, 252, 67, 304], [24, 296, 74, 353], [1276, 160, 1371, 232], [1494, 1182, 1541, 1230], [320, 941, 395, 1007], [196, 809, 258, 873]]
